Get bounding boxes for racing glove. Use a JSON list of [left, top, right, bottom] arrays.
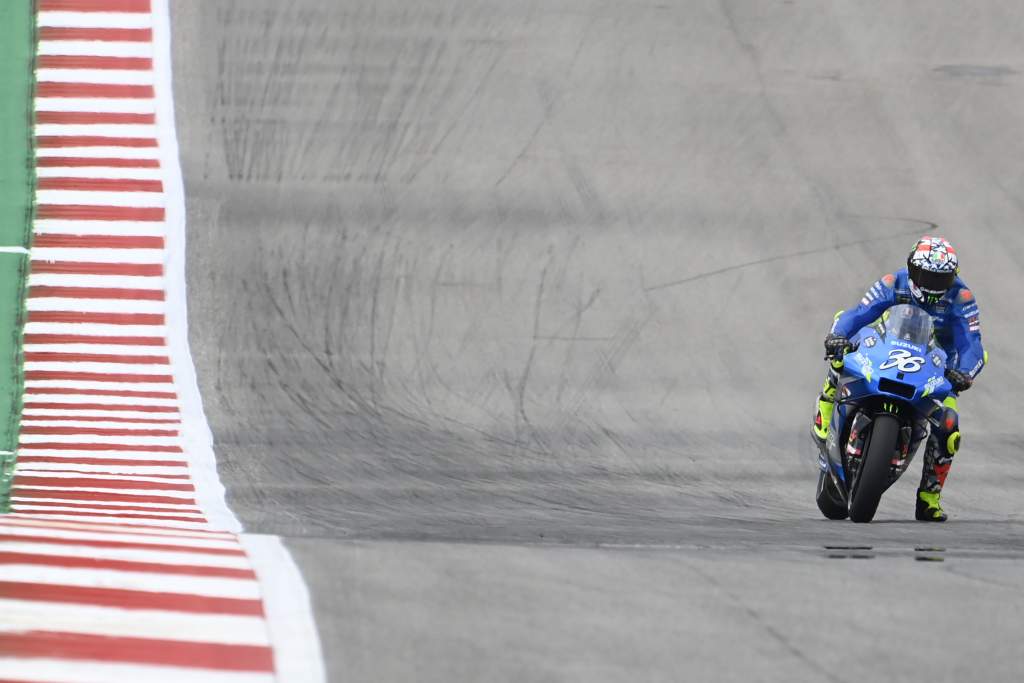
[[945, 368, 973, 393], [823, 333, 850, 360]]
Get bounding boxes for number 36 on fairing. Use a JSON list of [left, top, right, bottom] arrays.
[[878, 348, 925, 373]]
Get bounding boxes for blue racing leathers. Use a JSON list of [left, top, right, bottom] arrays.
[[831, 268, 985, 379]]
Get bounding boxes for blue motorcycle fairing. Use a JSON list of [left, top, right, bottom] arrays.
[[841, 328, 951, 411]]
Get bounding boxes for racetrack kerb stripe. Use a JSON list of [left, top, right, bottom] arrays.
[[24, 401, 177, 411], [3, 1, 323, 677], [36, 136, 158, 148], [0, 533, 243, 556], [25, 351, 170, 363], [34, 234, 163, 248], [0, 581, 264, 616], [36, 110, 156, 125], [21, 415, 181, 423], [38, 55, 153, 71], [29, 311, 165, 325], [0, 631, 274, 672], [36, 82, 155, 99], [37, 177, 163, 192], [36, 156, 161, 168], [39, 27, 153, 42], [14, 475, 190, 489], [0, 0, 35, 508], [0, 551, 249, 577], [29, 286, 166, 301], [40, 0, 153, 12], [24, 387, 177, 398]]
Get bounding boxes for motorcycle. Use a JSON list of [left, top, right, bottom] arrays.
[[813, 304, 953, 523]]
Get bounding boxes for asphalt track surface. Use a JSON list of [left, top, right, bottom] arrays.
[[171, 2, 1024, 681]]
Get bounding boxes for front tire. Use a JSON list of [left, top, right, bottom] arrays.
[[816, 469, 848, 519], [849, 414, 900, 523]]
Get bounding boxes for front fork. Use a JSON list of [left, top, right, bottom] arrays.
[[830, 408, 923, 499]]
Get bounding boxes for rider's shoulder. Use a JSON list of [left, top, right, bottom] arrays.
[[877, 272, 898, 288], [950, 278, 976, 306]]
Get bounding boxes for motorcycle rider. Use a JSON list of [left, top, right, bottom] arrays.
[[813, 236, 986, 522]]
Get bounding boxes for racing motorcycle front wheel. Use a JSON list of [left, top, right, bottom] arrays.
[[848, 414, 900, 523]]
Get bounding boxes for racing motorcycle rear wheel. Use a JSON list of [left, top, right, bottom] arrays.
[[849, 414, 899, 523], [815, 469, 848, 520]]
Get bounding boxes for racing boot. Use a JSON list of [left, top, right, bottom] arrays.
[[916, 398, 960, 522], [916, 491, 947, 522]]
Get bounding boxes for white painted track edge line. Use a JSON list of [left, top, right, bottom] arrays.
[[155, 2, 326, 679], [152, 0, 239, 535], [241, 535, 327, 683]]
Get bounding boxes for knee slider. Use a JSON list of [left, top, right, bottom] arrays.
[[936, 407, 960, 455], [941, 407, 959, 434]]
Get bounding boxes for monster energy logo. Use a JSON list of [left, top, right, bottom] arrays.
[[882, 402, 900, 414]]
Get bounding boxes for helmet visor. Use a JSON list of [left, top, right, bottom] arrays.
[[909, 263, 955, 294]]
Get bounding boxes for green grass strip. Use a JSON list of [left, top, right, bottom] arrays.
[[0, 1, 35, 511]]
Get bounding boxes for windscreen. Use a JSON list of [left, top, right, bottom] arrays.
[[884, 304, 934, 346]]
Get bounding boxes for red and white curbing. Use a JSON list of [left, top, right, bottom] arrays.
[[2, 1, 324, 680]]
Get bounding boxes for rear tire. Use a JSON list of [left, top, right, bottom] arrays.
[[849, 414, 900, 523], [815, 469, 848, 520]]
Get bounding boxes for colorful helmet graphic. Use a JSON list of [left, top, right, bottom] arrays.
[[907, 236, 958, 304]]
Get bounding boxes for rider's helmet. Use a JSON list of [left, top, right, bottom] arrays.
[[907, 235, 958, 305]]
